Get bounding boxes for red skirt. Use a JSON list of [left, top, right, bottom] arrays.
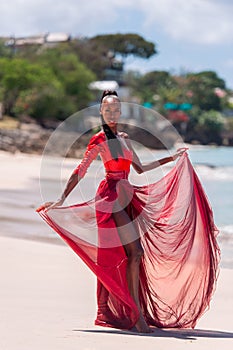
[[37, 154, 220, 329]]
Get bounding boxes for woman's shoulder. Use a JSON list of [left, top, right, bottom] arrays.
[[88, 130, 105, 145]]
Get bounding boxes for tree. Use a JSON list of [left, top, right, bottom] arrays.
[[88, 34, 157, 81], [69, 38, 110, 80], [128, 70, 178, 109], [37, 48, 96, 110], [13, 84, 69, 123], [186, 71, 226, 111], [0, 57, 63, 116], [0, 39, 12, 57], [91, 33, 156, 59], [67, 34, 157, 82], [0, 44, 96, 122], [185, 108, 225, 144]]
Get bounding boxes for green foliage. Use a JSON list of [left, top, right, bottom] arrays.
[[69, 38, 110, 80], [0, 46, 96, 122], [0, 57, 64, 119], [127, 69, 230, 128], [0, 33, 231, 132], [13, 86, 70, 122], [225, 117, 233, 132], [0, 57, 56, 90], [34, 48, 96, 109], [0, 39, 12, 57], [186, 109, 225, 144], [128, 70, 180, 112], [185, 71, 226, 111], [197, 110, 224, 132], [91, 33, 157, 59], [68, 34, 157, 81]]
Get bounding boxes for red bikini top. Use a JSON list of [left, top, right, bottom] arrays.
[[73, 131, 133, 178]]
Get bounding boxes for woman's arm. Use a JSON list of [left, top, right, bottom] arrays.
[[37, 134, 100, 212], [127, 138, 187, 174], [48, 173, 80, 209], [38, 173, 80, 211]]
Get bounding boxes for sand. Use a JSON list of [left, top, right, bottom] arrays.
[[0, 150, 232, 349], [0, 236, 232, 350]]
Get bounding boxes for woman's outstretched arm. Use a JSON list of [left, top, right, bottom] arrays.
[[37, 134, 100, 212], [37, 172, 80, 211], [126, 138, 188, 174]]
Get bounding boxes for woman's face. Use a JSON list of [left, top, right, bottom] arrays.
[[100, 97, 121, 130]]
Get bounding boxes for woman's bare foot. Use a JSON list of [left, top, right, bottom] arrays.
[[135, 314, 153, 333]]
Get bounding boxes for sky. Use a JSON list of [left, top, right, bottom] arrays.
[[1, 0, 233, 89]]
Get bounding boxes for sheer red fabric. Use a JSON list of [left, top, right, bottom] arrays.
[[37, 131, 220, 329]]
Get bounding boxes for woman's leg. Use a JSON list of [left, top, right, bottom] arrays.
[[112, 208, 152, 333], [96, 279, 116, 324]]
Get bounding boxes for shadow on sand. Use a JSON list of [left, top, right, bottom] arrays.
[[73, 328, 233, 340]]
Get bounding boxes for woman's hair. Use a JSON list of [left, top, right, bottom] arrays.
[[100, 90, 123, 160], [100, 89, 119, 103]]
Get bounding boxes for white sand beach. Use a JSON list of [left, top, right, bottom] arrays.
[[0, 236, 233, 350], [0, 150, 233, 349]]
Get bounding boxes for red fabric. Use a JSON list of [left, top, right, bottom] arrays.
[[72, 131, 132, 178], [37, 131, 220, 329]]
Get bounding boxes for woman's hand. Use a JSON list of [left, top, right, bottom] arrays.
[[36, 198, 64, 212], [172, 147, 189, 161]]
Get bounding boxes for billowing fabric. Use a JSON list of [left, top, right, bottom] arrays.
[[37, 130, 220, 329]]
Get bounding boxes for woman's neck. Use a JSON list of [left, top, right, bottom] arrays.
[[109, 126, 117, 135]]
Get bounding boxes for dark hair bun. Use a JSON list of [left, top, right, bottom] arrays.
[[101, 90, 118, 103]]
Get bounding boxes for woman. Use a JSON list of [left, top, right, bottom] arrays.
[[37, 90, 220, 333]]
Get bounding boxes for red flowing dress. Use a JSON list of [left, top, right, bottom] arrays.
[[37, 130, 220, 329]]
